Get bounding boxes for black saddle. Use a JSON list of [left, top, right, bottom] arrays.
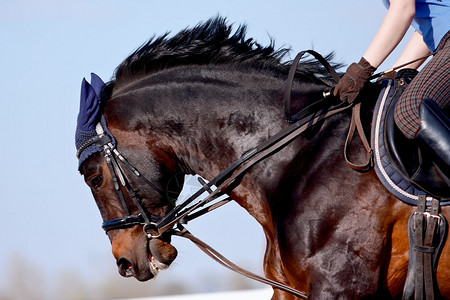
[[384, 70, 450, 200]]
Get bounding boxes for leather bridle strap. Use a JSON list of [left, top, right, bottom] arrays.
[[174, 225, 308, 299], [93, 123, 172, 233]]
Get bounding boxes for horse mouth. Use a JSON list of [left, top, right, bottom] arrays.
[[115, 232, 177, 281], [120, 254, 168, 281], [148, 254, 169, 277]]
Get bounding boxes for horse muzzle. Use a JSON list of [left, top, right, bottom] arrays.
[[111, 226, 178, 281]]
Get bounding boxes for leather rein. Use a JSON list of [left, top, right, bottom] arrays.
[[85, 50, 358, 299]]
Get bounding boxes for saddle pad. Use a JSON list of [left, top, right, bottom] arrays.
[[371, 80, 450, 206]]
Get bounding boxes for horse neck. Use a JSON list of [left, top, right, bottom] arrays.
[[145, 66, 325, 174]]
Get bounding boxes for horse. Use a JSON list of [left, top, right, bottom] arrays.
[[76, 17, 450, 299]]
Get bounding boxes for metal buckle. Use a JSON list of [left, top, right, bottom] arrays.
[[143, 223, 162, 240], [413, 211, 442, 230], [423, 211, 442, 222]]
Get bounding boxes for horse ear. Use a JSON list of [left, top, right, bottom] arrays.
[[90, 72, 105, 98], [75, 73, 109, 171], [77, 73, 106, 132], [77, 78, 101, 132]]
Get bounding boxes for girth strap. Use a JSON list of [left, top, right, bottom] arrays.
[[415, 196, 426, 300], [403, 195, 448, 299]]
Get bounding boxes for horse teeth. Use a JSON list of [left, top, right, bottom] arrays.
[[152, 258, 159, 270], [148, 256, 158, 270]]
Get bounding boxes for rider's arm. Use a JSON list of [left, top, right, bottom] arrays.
[[391, 30, 431, 70], [334, 0, 417, 103], [363, 0, 416, 68]]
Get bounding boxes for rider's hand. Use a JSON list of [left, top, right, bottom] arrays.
[[333, 57, 376, 103]]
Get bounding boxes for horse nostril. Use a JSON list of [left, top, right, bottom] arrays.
[[117, 257, 134, 277]]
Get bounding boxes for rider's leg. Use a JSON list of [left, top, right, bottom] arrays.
[[394, 32, 450, 174]]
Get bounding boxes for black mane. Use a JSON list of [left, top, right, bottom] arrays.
[[111, 16, 339, 91]]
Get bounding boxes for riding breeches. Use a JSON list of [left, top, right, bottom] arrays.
[[394, 30, 450, 139]]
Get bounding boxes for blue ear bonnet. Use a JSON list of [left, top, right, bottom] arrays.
[[75, 73, 116, 171]]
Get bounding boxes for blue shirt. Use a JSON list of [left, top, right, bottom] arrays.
[[382, 0, 450, 51]]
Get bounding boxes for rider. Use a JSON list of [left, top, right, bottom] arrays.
[[334, 0, 450, 180]]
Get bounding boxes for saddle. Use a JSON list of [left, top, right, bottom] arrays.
[[372, 69, 450, 204], [371, 69, 449, 299], [385, 73, 449, 200]]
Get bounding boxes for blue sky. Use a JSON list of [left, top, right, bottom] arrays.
[[0, 0, 414, 298]]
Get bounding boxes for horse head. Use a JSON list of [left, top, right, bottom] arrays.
[[76, 74, 183, 281]]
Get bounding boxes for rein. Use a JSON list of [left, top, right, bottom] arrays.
[[174, 225, 308, 299], [87, 50, 354, 298]]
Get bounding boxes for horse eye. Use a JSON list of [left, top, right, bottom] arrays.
[[90, 175, 103, 189]]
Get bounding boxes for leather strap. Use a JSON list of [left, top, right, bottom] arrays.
[[284, 50, 340, 122], [174, 226, 308, 299], [414, 195, 426, 299], [413, 196, 441, 300], [423, 199, 440, 300], [344, 103, 373, 172]]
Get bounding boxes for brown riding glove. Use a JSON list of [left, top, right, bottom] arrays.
[[333, 57, 376, 103]]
